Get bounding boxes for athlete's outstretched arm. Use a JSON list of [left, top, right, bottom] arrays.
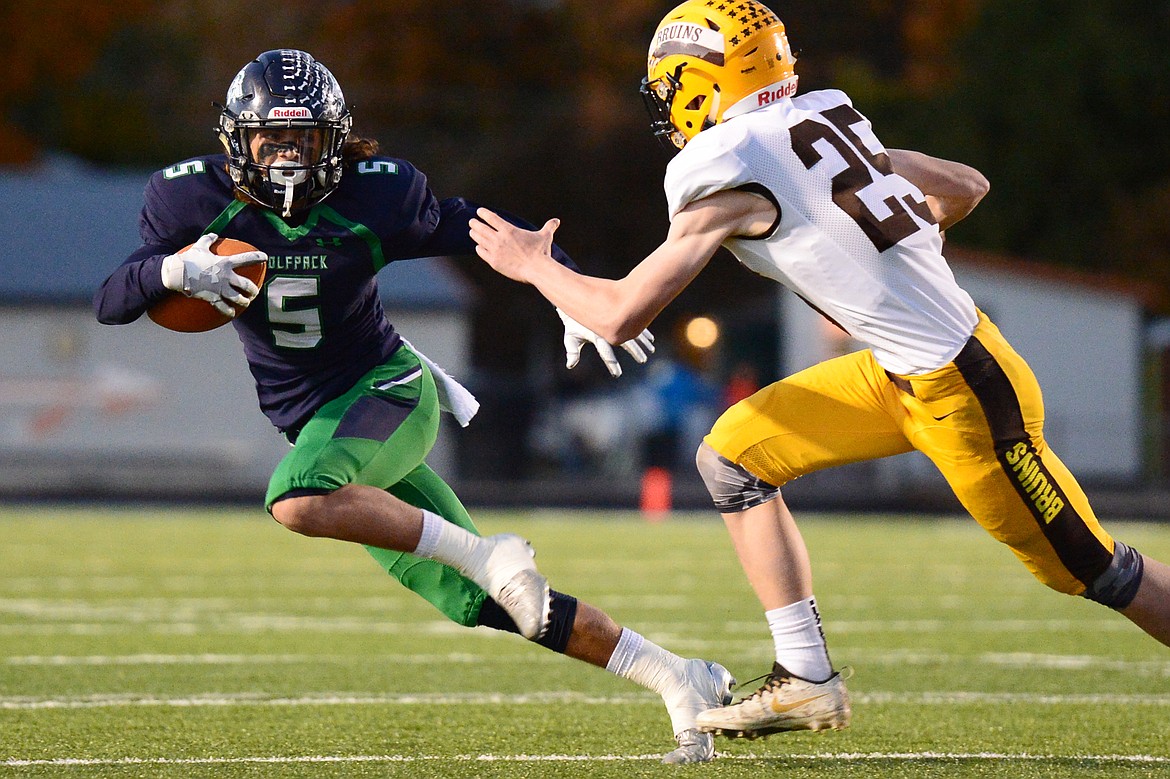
[[94, 244, 176, 324], [424, 197, 654, 376], [471, 189, 775, 344], [888, 149, 989, 231]]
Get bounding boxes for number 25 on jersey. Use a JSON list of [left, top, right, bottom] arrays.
[[791, 105, 935, 252]]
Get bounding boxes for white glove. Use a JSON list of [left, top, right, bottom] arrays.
[[160, 233, 268, 318], [557, 308, 655, 378]]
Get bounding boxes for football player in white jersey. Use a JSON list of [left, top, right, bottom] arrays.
[[471, 0, 1170, 740]]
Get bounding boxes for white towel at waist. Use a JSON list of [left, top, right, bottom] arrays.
[[401, 339, 480, 427]]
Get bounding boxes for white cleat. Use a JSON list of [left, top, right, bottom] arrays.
[[661, 660, 736, 764], [695, 662, 851, 739], [477, 534, 550, 641], [663, 729, 715, 764]]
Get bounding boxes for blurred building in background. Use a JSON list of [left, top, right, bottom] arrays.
[[0, 157, 473, 501], [5, 155, 1170, 519], [3, 0, 1170, 515]]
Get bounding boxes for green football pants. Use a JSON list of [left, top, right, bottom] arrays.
[[265, 345, 487, 626]]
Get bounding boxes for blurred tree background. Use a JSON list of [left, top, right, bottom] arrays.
[[5, 0, 1170, 373]]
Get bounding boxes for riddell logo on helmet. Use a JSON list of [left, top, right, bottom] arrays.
[[269, 107, 312, 119], [756, 81, 798, 106]]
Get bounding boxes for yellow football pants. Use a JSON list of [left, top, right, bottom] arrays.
[[705, 312, 1115, 595]]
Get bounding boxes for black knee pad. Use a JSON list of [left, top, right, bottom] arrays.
[[476, 589, 578, 653], [1083, 541, 1144, 609], [695, 442, 780, 512]]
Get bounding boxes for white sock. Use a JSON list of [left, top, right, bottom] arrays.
[[412, 509, 488, 575], [605, 628, 696, 735], [766, 597, 832, 682]]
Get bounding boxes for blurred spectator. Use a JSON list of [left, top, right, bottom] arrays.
[[528, 347, 722, 477], [641, 355, 721, 473], [528, 382, 658, 477]]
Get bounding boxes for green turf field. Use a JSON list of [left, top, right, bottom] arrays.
[[1, 506, 1167, 778]]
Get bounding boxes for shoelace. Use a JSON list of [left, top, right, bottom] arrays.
[[733, 665, 853, 704], [734, 670, 790, 702]]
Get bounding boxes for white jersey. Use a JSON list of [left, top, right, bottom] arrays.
[[664, 89, 978, 375]]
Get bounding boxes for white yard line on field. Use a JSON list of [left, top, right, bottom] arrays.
[[841, 649, 1170, 675], [6, 650, 1169, 675], [1, 691, 654, 710], [721, 618, 1132, 633], [4, 652, 565, 666], [3, 689, 1170, 711], [0, 603, 1140, 642], [0, 597, 1130, 635], [5, 654, 319, 666], [2, 751, 1168, 767], [0, 618, 472, 636]]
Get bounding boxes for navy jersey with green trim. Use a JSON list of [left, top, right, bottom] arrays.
[[95, 153, 519, 435]]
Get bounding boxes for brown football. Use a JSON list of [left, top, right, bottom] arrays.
[[147, 237, 267, 333]]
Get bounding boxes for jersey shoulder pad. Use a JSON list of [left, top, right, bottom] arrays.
[[141, 155, 233, 246], [344, 155, 425, 195], [348, 155, 414, 178], [146, 155, 231, 204], [791, 89, 854, 114], [664, 122, 754, 218], [154, 154, 221, 181], [339, 155, 427, 205], [331, 156, 435, 240]]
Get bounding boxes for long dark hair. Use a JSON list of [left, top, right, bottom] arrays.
[[342, 133, 380, 163]]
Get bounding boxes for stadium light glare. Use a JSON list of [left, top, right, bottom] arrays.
[[685, 316, 719, 349]]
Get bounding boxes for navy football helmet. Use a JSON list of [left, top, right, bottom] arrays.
[[218, 50, 352, 216]]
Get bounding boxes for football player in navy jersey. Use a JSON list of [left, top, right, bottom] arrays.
[[94, 49, 735, 763]]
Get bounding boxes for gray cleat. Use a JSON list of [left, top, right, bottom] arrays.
[[661, 660, 736, 764], [472, 534, 551, 641]]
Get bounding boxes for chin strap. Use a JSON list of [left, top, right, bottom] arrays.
[[280, 183, 295, 217], [268, 163, 308, 217]]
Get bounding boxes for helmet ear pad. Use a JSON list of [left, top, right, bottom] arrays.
[[641, 62, 722, 152], [671, 68, 721, 140]]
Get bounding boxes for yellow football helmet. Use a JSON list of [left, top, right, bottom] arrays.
[[642, 0, 798, 150]]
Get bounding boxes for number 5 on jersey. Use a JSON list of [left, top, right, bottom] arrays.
[[267, 276, 323, 349]]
